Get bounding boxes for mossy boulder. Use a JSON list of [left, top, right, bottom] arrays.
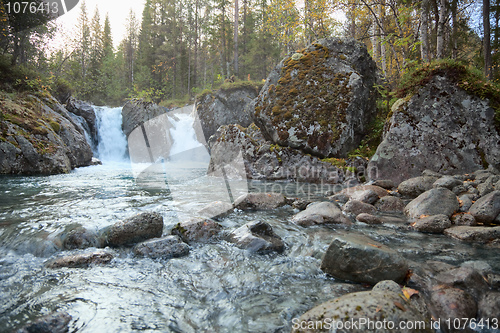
[[252, 37, 378, 158], [368, 75, 500, 184], [0, 93, 92, 175]]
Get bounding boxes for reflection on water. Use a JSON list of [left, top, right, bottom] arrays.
[[0, 164, 499, 332]]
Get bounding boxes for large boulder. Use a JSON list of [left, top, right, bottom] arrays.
[[292, 281, 431, 333], [207, 124, 349, 183], [121, 99, 169, 138], [16, 312, 72, 333], [252, 37, 377, 158], [404, 188, 459, 220], [100, 212, 163, 247], [194, 84, 259, 141], [66, 97, 97, 142], [444, 226, 500, 243], [368, 75, 500, 184], [0, 94, 92, 175], [320, 233, 409, 285]]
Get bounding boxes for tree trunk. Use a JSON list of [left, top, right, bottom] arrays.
[[484, 0, 492, 79], [234, 0, 239, 76], [421, 0, 430, 62], [371, 18, 379, 65], [379, 2, 387, 74], [436, 0, 447, 58], [451, 0, 458, 58]]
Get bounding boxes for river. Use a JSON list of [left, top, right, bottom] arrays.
[[0, 107, 498, 332]]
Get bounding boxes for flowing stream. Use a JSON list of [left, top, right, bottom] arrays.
[[0, 107, 499, 332]]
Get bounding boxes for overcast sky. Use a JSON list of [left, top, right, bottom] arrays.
[[53, 0, 145, 50]]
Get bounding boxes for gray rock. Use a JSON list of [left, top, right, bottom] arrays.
[[233, 192, 286, 210], [292, 284, 431, 333], [477, 179, 495, 197], [196, 201, 233, 220], [487, 274, 500, 289], [430, 286, 477, 332], [433, 176, 463, 190], [328, 193, 350, 204], [375, 196, 405, 212], [133, 235, 189, 259], [90, 157, 102, 165], [121, 99, 169, 138], [340, 184, 389, 199], [343, 199, 376, 216], [404, 188, 459, 220], [320, 234, 409, 285], [194, 85, 258, 141], [0, 95, 92, 175], [478, 292, 500, 320], [207, 124, 346, 183], [469, 190, 500, 224], [460, 260, 492, 276], [291, 202, 351, 227], [66, 97, 97, 142], [171, 218, 222, 243], [458, 194, 474, 212], [435, 266, 489, 299], [444, 226, 500, 243], [101, 212, 163, 247], [368, 75, 500, 184], [349, 189, 379, 204], [397, 176, 438, 198], [16, 312, 72, 333], [451, 213, 476, 226], [228, 221, 284, 254], [45, 250, 113, 268], [372, 179, 396, 189], [412, 214, 451, 233], [474, 170, 494, 182], [291, 198, 312, 210], [356, 213, 382, 224], [253, 37, 378, 158]]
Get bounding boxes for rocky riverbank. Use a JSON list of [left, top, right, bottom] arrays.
[[0, 93, 96, 175], [35, 165, 499, 332]]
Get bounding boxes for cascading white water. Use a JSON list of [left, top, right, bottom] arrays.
[[168, 113, 203, 158], [94, 106, 128, 163]]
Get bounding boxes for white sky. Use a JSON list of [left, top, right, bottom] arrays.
[[53, 0, 144, 50]]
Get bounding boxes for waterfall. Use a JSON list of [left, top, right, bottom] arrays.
[[168, 113, 206, 162], [94, 106, 128, 163]]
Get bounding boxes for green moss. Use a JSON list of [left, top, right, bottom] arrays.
[[255, 43, 352, 146], [49, 120, 61, 133], [397, 59, 500, 133]]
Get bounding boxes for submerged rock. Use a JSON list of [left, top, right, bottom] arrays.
[[133, 235, 189, 259], [59, 226, 98, 250], [228, 221, 284, 254], [444, 226, 500, 243], [253, 37, 377, 158], [368, 75, 500, 184], [101, 212, 163, 247], [16, 312, 72, 333], [404, 188, 459, 220], [171, 218, 222, 243], [45, 250, 113, 268], [355, 213, 382, 224], [292, 281, 431, 333], [291, 201, 351, 227], [320, 233, 409, 285]]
